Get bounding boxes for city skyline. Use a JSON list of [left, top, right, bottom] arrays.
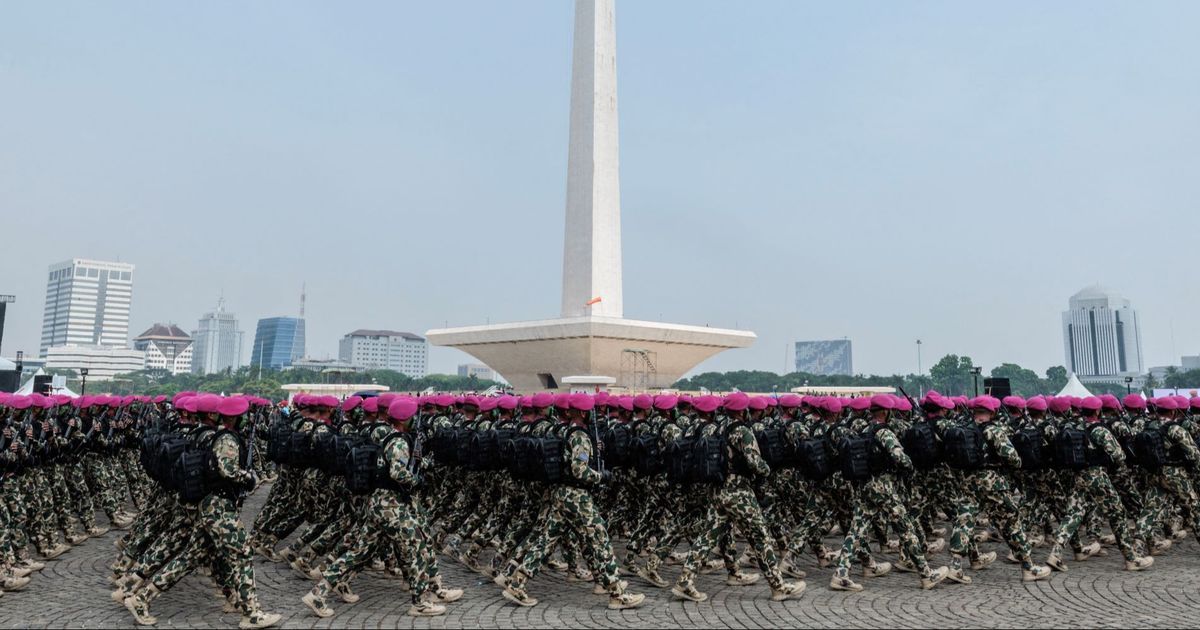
[[2, 2, 1198, 377]]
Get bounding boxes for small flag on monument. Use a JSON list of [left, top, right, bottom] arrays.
[[586, 296, 602, 307]]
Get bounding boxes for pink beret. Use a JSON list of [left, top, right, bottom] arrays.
[[519, 395, 533, 407], [778, 393, 802, 409], [478, 397, 499, 412], [848, 397, 872, 411], [343, 396, 363, 412], [153, 395, 167, 403], [1122, 394, 1146, 410], [362, 398, 379, 413], [567, 393, 594, 411], [692, 395, 720, 413], [460, 396, 480, 408], [1191, 397, 1200, 410], [894, 397, 912, 412], [1156, 397, 1179, 411], [821, 398, 844, 414], [653, 395, 678, 411], [530, 393, 554, 409], [388, 398, 418, 421], [9, 395, 32, 410], [1002, 396, 1026, 409], [218, 397, 250, 417], [179, 397, 199, 413], [1080, 397, 1103, 411], [723, 393, 750, 412], [317, 395, 338, 408], [632, 394, 653, 410], [1026, 396, 1048, 412], [1048, 397, 1072, 414], [195, 394, 222, 414], [433, 394, 455, 408], [748, 396, 770, 411], [552, 393, 571, 410], [496, 395, 519, 411], [1099, 394, 1120, 410], [971, 396, 1000, 412], [870, 394, 895, 410]]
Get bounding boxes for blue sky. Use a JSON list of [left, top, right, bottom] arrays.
[[2, 1, 1198, 377]]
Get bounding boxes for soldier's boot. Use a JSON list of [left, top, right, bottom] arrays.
[[698, 557, 724, 574], [926, 538, 946, 554], [544, 558, 569, 572], [239, 610, 282, 629], [279, 547, 300, 565], [333, 582, 360, 603], [1125, 556, 1154, 572], [42, 543, 69, 560], [608, 591, 646, 610], [1098, 533, 1117, 546], [863, 561, 892, 578], [1046, 544, 1068, 572], [1022, 565, 1052, 582], [1151, 539, 1172, 556], [65, 531, 89, 545], [736, 550, 755, 569], [726, 571, 761, 586], [88, 525, 110, 537], [408, 596, 447, 617], [251, 537, 280, 562], [17, 558, 45, 572], [567, 567, 593, 582], [594, 579, 628, 595], [829, 568, 863, 592], [771, 580, 806, 601], [670, 582, 708, 602], [666, 551, 688, 566], [1030, 534, 1046, 547], [1, 575, 29, 591], [501, 575, 539, 607], [816, 546, 836, 568], [892, 557, 918, 573], [945, 560, 973, 585], [290, 555, 314, 580], [970, 551, 997, 571], [124, 585, 160, 626], [1074, 542, 1101, 562], [112, 574, 144, 602], [431, 576, 464, 603], [369, 558, 386, 572], [781, 561, 807, 579], [885, 539, 900, 554], [301, 584, 335, 618], [920, 566, 949, 590], [635, 565, 669, 588], [1003, 551, 1021, 564]]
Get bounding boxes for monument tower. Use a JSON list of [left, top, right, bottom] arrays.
[[427, 0, 754, 391]]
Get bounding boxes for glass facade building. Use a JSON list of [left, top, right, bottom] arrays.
[[250, 317, 306, 370]]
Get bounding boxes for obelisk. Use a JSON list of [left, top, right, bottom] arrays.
[[561, 0, 623, 319]]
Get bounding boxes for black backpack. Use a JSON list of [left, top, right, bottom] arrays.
[[1085, 425, 1118, 468], [797, 435, 833, 481], [755, 427, 788, 470], [603, 423, 636, 468], [1053, 425, 1088, 470], [266, 419, 293, 464], [839, 425, 884, 482], [1010, 426, 1047, 471], [943, 422, 985, 471], [1133, 422, 1168, 470], [632, 424, 668, 477], [173, 428, 217, 504], [512, 434, 567, 483], [345, 440, 381, 495], [313, 429, 339, 472], [289, 428, 314, 468], [901, 421, 941, 470]]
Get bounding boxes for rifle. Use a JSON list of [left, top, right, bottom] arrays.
[[897, 386, 921, 421], [409, 412, 424, 486], [589, 408, 606, 477]]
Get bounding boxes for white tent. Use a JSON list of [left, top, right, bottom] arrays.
[[15, 368, 79, 397], [1057, 373, 1094, 398]]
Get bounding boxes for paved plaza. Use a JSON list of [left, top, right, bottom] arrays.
[[3, 486, 1200, 629]]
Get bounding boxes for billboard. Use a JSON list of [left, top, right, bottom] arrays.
[[795, 340, 853, 376]]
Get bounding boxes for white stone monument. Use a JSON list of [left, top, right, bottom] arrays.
[[426, 0, 754, 391]]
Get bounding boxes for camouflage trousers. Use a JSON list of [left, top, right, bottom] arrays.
[[836, 474, 928, 576], [678, 478, 785, 590], [317, 490, 435, 604], [1136, 466, 1200, 544], [511, 486, 622, 592], [150, 495, 258, 615], [251, 466, 304, 545], [957, 469, 1033, 568], [1053, 467, 1137, 561]]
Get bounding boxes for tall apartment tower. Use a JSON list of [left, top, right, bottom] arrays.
[[191, 298, 245, 374], [1062, 285, 1144, 380], [40, 259, 135, 357]]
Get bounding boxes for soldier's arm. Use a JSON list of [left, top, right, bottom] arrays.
[[1096, 428, 1126, 467], [387, 438, 416, 486], [1169, 425, 1200, 466], [735, 425, 771, 477], [988, 426, 1023, 468], [879, 428, 912, 471], [568, 430, 602, 485], [213, 434, 247, 481]]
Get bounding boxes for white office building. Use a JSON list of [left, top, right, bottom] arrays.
[[339, 329, 428, 377], [1062, 285, 1144, 381], [45, 344, 145, 381], [40, 259, 134, 358], [133, 324, 193, 375], [191, 299, 245, 374]]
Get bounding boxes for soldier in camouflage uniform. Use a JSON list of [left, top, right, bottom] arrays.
[[1045, 396, 1152, 572], [497, 392, 646, 610], [668, 393, 805, 603], [1135, 397, 1200, 551]]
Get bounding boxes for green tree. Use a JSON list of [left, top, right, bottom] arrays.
[[929, 355, 975, 396], [1044, 366, 1068, 392]]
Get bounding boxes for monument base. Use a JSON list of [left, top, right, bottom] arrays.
[[426, 315, 754, 392]]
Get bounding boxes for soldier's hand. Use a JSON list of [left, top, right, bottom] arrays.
[[600, 469, 613, 484]]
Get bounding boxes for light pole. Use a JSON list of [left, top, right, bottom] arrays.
[[970, 366, 982, 397], [80, 367, 89, 395], [916, 339, 923, 397], [1124, 376, 1133, 396]]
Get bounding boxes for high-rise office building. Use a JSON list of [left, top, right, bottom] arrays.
[[1061, 285, 1144, 380], [191, 299, 244, 374], [794, 339, 853, 376], [250, 317, 306, 370], [339, 329, 428, 377], [133, 324, 193, 375], [39, 259, 134, 357]]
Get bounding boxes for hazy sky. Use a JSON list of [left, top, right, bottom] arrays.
[[2, 1, 1198, 377]]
